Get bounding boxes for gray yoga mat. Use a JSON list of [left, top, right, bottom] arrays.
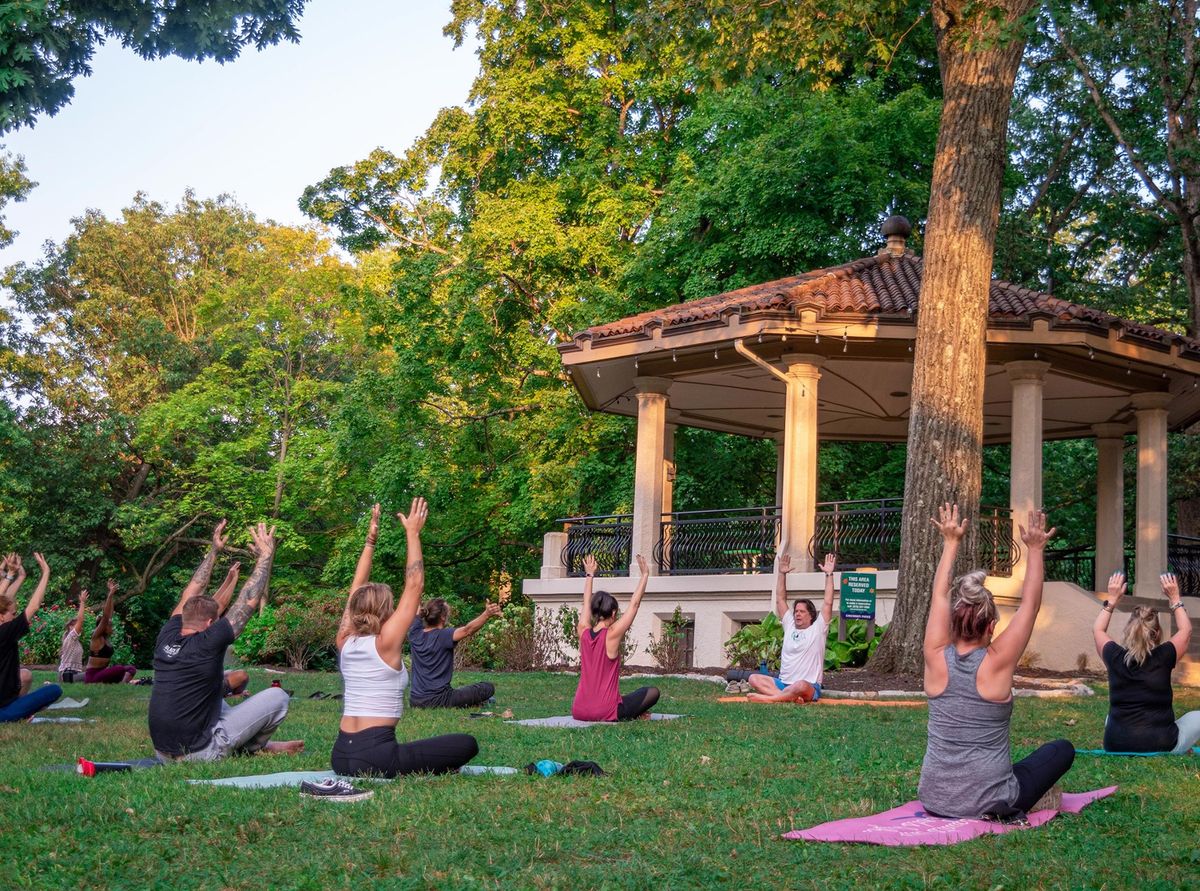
[[47, 697, 90, 710], [190, 765, 519, 788], [29, 716, 92, 724], [505, 713, 686, 728]]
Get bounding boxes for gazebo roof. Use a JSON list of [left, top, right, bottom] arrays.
[[558, 242, 1200, 443], [571, 251, 1200, 358]]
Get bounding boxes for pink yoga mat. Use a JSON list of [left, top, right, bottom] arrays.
[[783, 787, 1117, 846]]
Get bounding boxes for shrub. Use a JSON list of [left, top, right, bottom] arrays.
[[823, 620, 886, 672], [724, 613, 783, 670], [20, 606, 134, 666], [265, 602, 339, 670], [233, 606, 278, 665], [647, 605, 691, 671], [459, 602, 569, 670]]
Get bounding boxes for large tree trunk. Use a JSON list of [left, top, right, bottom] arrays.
[[870, 0, 1035, 673]]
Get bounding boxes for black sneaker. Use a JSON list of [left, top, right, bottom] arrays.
[[300, 778, 373, 802]]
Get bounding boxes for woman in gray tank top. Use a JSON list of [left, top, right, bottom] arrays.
[[917, 504, 1075, 819]]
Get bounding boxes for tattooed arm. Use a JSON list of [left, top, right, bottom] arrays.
[[171, 520, 228, 616], [225, 524, 276, 637], [378, 497, 427, 659]]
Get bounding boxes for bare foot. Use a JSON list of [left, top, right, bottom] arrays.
[[746, 692, 774, 703], [262, 739, 305, 755]]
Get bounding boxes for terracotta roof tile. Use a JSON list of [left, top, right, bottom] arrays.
[[572, 252, 1199, 354]]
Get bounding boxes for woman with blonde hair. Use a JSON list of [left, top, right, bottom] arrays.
[[1095, 571, 1199, 753], [330, 500, 479, 777], [917, 504, 1075, 819]]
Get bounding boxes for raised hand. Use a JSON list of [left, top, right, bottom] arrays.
[[778, 553, 793, 574], [79, 588, 89, 604], [397, 497, 428, 534], [1107, 571, 1127, 601], [33, 552, 49, 575], [818, 553, 836, 575], [485, 601, 503, 619], [106, 578, 118, 598], [249, 523, 278, 559], [582, 554, 598, 577], [1018, 510, 1056, 550], [366, 502, 382, 544], [635, 554, 648, 576], [211, 519, 229, 551], [930, 503, 968, 541], [226, 562, 242, 580], [9, 553, 22, 573], [1161, 572, 1180, 600]]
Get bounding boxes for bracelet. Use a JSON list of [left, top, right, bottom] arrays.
[[3, 573, 12, 581], [1102, 605, 1114, 613], [825, 572, 834, 577], [1169, 601, 1185, 610], [365, 536, 377, 547]]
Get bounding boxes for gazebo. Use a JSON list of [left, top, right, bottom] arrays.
[[522, 218, 1200, 672]]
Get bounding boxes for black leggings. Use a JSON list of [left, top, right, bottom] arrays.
[[1010, 739, 1076, 813], [616, 686, 660, 721], [410, 682, 495, 710], [331, 726, 479, 778]]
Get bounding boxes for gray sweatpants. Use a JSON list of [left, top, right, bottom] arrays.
[[159, 687, 291, 762]]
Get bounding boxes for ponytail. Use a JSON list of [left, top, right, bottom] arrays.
[[1122, 606, 1162, 668]]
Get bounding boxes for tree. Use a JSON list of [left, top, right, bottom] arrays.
[[0, 147, 34, 247], [0, 0, 308, 131]]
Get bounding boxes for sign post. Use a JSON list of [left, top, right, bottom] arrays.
[[838, 572, 878, 642]]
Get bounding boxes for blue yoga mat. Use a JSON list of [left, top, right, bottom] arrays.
[[1075, 747, 1200, 756]]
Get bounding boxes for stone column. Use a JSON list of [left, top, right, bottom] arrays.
[[541, 531, 568, 580], [774, 435, 786, 512], [1132, 392, 1172, 596], [662, 422, 676, 518], [1092, 423, 1126, 592], [778, 354, 824, 571], [1006, 361, 1050, 580], [631, 377, 671, 576]]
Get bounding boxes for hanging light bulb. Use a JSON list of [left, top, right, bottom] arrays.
[[814, 331, 820, 344], [1033, 350, 1039, 359], [1126, 366, 1132, 376], [1088, 347, 1095, 360], [843, 328, 848, 352], [907, 343, 914, 353], [596, 367, 601, 378], [634, 357, 639, 370], [757, 331, 763, 343], [672, 349, 677, 363], [782, 333, 788, 342], [713, 347, 719, 359]]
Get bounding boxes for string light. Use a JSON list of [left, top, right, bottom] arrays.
[[1088, 347, 1095, 360]]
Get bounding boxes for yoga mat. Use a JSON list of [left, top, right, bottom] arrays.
[[784, 786, 1117, 846], [191, 766, 518, 788], [29, 716, 92, 724], [717, 696, 924, 707], [505, 713, 686, 728], [47, 697, 89, 710], [1076, 747, 1200, 756]]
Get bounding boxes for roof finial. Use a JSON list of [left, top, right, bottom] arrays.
[[880, 215, 912, 257]]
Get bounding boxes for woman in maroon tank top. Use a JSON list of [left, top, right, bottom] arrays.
[[571, 554, 660, 722]]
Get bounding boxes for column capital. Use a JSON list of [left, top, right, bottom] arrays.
[[1130, 391, 1172, 412], [1004, 359, 1051, 383], [781, 352, 825, 376], [1091, 422, 1128, 439], [633, 375, 672, 396]]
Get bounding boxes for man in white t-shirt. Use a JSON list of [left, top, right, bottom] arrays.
[[747, 551, 836, 704]]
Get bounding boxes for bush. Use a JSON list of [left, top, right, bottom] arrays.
[[20, 606, 134, 667], [724, 613, 783, 670], [647, 605, 690, 671], [264, 602, 339, 670], [459, 602, 569, 671], [233, 606, 278, 665], [823, 620, 886, 672]]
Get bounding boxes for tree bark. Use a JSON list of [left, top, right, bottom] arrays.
[[870, 0, 1036, 674]]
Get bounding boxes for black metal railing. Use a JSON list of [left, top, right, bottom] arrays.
[[806, 500, 1019, 577], [1169, 534, 1200, 597], [655, 506, 781, 575], [1043, 545, 1099, 591], [559, 513, 632, 577]]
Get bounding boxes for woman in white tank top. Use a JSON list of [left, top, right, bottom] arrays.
[[331, 499, 478, 777]]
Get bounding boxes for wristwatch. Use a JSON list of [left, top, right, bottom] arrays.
[[1101, 601, 1114, 612]]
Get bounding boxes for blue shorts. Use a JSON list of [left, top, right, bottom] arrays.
[[773, 678, 821, 701]]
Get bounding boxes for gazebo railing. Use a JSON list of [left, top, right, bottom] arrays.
[[808, 500, 1019, 576], [1169, 534, 1200, 597], [559, 513, 632, 577], [655, 506, 781, 575]]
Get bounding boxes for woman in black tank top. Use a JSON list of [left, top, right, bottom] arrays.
[[1093, 571, 1199, 753], [84, 580, 136, 684]]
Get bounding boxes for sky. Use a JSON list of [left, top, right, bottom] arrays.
[[0, 1, 480, 272]]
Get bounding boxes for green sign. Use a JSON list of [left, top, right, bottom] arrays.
[[840, 573, 877, 620]]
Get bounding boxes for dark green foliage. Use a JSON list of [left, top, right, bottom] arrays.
[[0, 1, 308, 131], [824, 619, 885, 672], [724, 612, 783, 670]]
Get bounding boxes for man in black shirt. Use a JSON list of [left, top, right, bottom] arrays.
[[149, 522, 303, 761]]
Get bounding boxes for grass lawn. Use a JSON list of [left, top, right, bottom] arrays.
[[2, 669, 1198, 890]]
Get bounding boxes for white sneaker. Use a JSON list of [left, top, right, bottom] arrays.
[[300, 778, 373, 802]]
